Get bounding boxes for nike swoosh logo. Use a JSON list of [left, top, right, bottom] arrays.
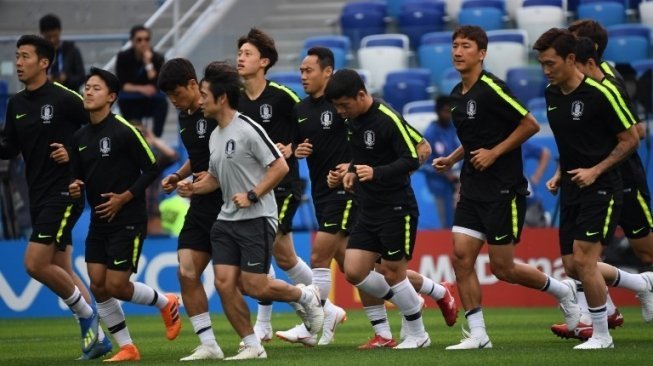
[[78, 146, 87, 151], [247, 261, 261, 266], [298, 118, 308, 123], [495, 234, 509, 241], [387, 250, 401, 255], [37, 233, 52, 239], [547, 106, 557, 111], [113, 259, 128, 265], [585, 231, 599, 236], [479, 339, 491, 348], [451, 106, 457, 112], [180, 128, 186, 133], [632, 227, 647, 235], [324, 222, 338, 227], [16, 113, 27, 119]]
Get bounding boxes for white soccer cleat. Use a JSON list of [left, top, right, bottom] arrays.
[[394, 333, 431, 349], [224, 344, 267, 360], [636, 272, 653, 322], [318, 304, 347, 345], [179, 343, 224, 361], [253, 322, 274, 342], [400, 295, 425, 342], [276, 324, 317, 347], [573, 336, 614, 350], [446, 328, 492, 350], [299, 284, 325, 335], [559, 279, 581, 330]]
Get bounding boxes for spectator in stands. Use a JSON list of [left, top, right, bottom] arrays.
[[522, 141, 551, 227], [422, 96, 460, 228], [116, 25, 167, 137], [39, 14, 86, 91]]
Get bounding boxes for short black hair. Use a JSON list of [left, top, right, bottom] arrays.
[[158, 58, 198, 92], [568, 19, 607, 60], [130, 24, 150, 40], [87, 67, 120, 103], [237, 28, 278, 73], [533, 28, 577, 60], [435, 95, 453, 112], [324, 69, 367, 102], [306, 46, 334, 70], [16, 35, 54, 69], [39, 14, 61, 33], [452, 25, 488, 51], [574, 37, 599, 66], [201, 61, 241, 109]]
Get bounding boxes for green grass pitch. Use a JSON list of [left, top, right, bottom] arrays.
[[0, 307, 650, 365]]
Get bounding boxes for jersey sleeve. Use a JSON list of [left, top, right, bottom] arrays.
[[585, 78, 633, 135], [481, 74, 529, 126], [373, 105, 420, 179], [116, 115, 159, 196], [69, 131, 84, 181], [0, 101, 19, 159], [602, 77, 639, 127], [248, 122, 282, 168]]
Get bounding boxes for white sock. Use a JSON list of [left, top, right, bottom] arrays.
[[612, 269, 648, 292], [256, 303, 273, 325], [242, 333, 261, 347], [355, 271, 393, 299], [97, 298, 132, 347], [391, 278, 425, 337], [576, 282, 591, 324], [190, 312, 217, 346], [588, 304, 610, 339], [419, 277, 446, 300], [312, 268, 331, 303], [130, 282, 168, 309], [286, 258, 312, 285], [541, 276, 571, 300], [465, 308, 487, 339], [606, 291, 617, 316], [364, 305, 392, 339], [63, 286, 94, 319]]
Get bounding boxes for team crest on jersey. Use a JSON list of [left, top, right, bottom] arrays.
[[40, 104, 53, 123], [571, 100, 584, 120], [99, 137, 111, 156], [320, 111, 333, 128], [225, 139, 236, 158], [260, 104, 273, 121], [364, 130, 375, 148], [466, 100, 476, 119], [196, 119, 207, 138]]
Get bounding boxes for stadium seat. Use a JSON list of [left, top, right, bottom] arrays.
[[515, 2, 565, 47], [397, 0, 446, 48], [577, 0, 626, 28], [506, 66, 547, 105], [439, 67, 462, 95], [446, 0, 465, 19], [506, 0, 524, 20], [603, 24, 651, 65], [340, 1, 388, 49], [403, 99, 437, 133], [485, 29, 529, 80], [631, 58, 653, 77], [300, 35, 351, 69], [527, 97, 549, 124], [0, 80, 8, 125], [383, 69, 432, 112], [458, 0, 505, 31], [357, 34, 411, 91], [641, 1, 653, 30], [267, 72, 307, 99], [418, 31, 454, 89]]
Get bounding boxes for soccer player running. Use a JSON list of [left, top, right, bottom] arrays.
[[69, 67, 181, 361], [176, 61, 324, 360], [158, 58, 224, 360], [433, 26, 580, 350], [0, 35, 104, 359], [324, 68, 430, 349], [533, 28, 641, 349], [236, 28, 313, 340], [545, 36, 653, 343]]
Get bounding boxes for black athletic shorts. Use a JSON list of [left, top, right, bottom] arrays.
[[178, 202, 219, 253], [210, 217, 275, 274], [619, 188, 652, 239], [276, 193, 300, 235], [30, 193, 84, 250], [315, 198, 357, 234], [559, 198, 622, 255], [85, 223, 147, 273], [452, 194, 526, 245], [348, 207, 418, 261]]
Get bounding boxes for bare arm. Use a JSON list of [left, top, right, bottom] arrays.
[[530, 147, 551, 185], [415, 138, 432, 166]]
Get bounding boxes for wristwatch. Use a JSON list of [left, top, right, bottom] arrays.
[[247, 190, 259, 203]]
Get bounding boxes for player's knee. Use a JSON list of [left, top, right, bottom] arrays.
[[177, 266, 200, 285], [274, 254, 296, 271], [451, 254, 474, 274], [105, 280, 129, 300], [344, 268, 366, 285], [490, 264, 515, 283], [23, 258, 41, 279]]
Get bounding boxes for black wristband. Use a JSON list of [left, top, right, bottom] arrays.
[[172, 172, 182, 180]]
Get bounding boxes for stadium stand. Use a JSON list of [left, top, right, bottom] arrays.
[[418, 31, 454, 89], [357, 33, 410, 91]]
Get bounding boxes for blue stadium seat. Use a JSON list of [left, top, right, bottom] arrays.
[[418, 31, 453, 88], [385, 68, 432, 86], [631, 59, 653, 77], [527, 97, 549, 124], [458, 0, 505, 31], [403, 99, 436, 115], [522, 0, 563, 6], [603, 24, 651, 65], [397, 1, 446, 49], [461, 0, 505, 11], [300, 35, 351, 69], [506, 66, 547, 105], [267, 72, 307, 99], [383, 69, 431, 112], [340, 1, 388, 49], [439, 67, 462, 95], [0, 80, 8, 125], [577, 1, 626, 28]]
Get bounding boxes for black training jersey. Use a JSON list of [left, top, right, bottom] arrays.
[[178, 109, 223, 210], [71, 113, 159, 227], [545, 76, 633, 204], [450, 70, 529, 202], [348, 99, 419, 214], [293, 95, 352, 204], [0, 81, 88, 208], [601, 75, 648, 193], [239, 80, 301, 195]]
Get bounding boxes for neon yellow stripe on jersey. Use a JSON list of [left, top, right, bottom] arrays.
[[54, 81, 83, 100], [600, 62, 615, 77], [585, 78, 631, 129], [269, 81, 300, 103], [480, 74, 528, 116], [115, 114, 156, 163], [404, 122, 423, 144], [601, 78, 638, 125], [378, 104, 418, 158]]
